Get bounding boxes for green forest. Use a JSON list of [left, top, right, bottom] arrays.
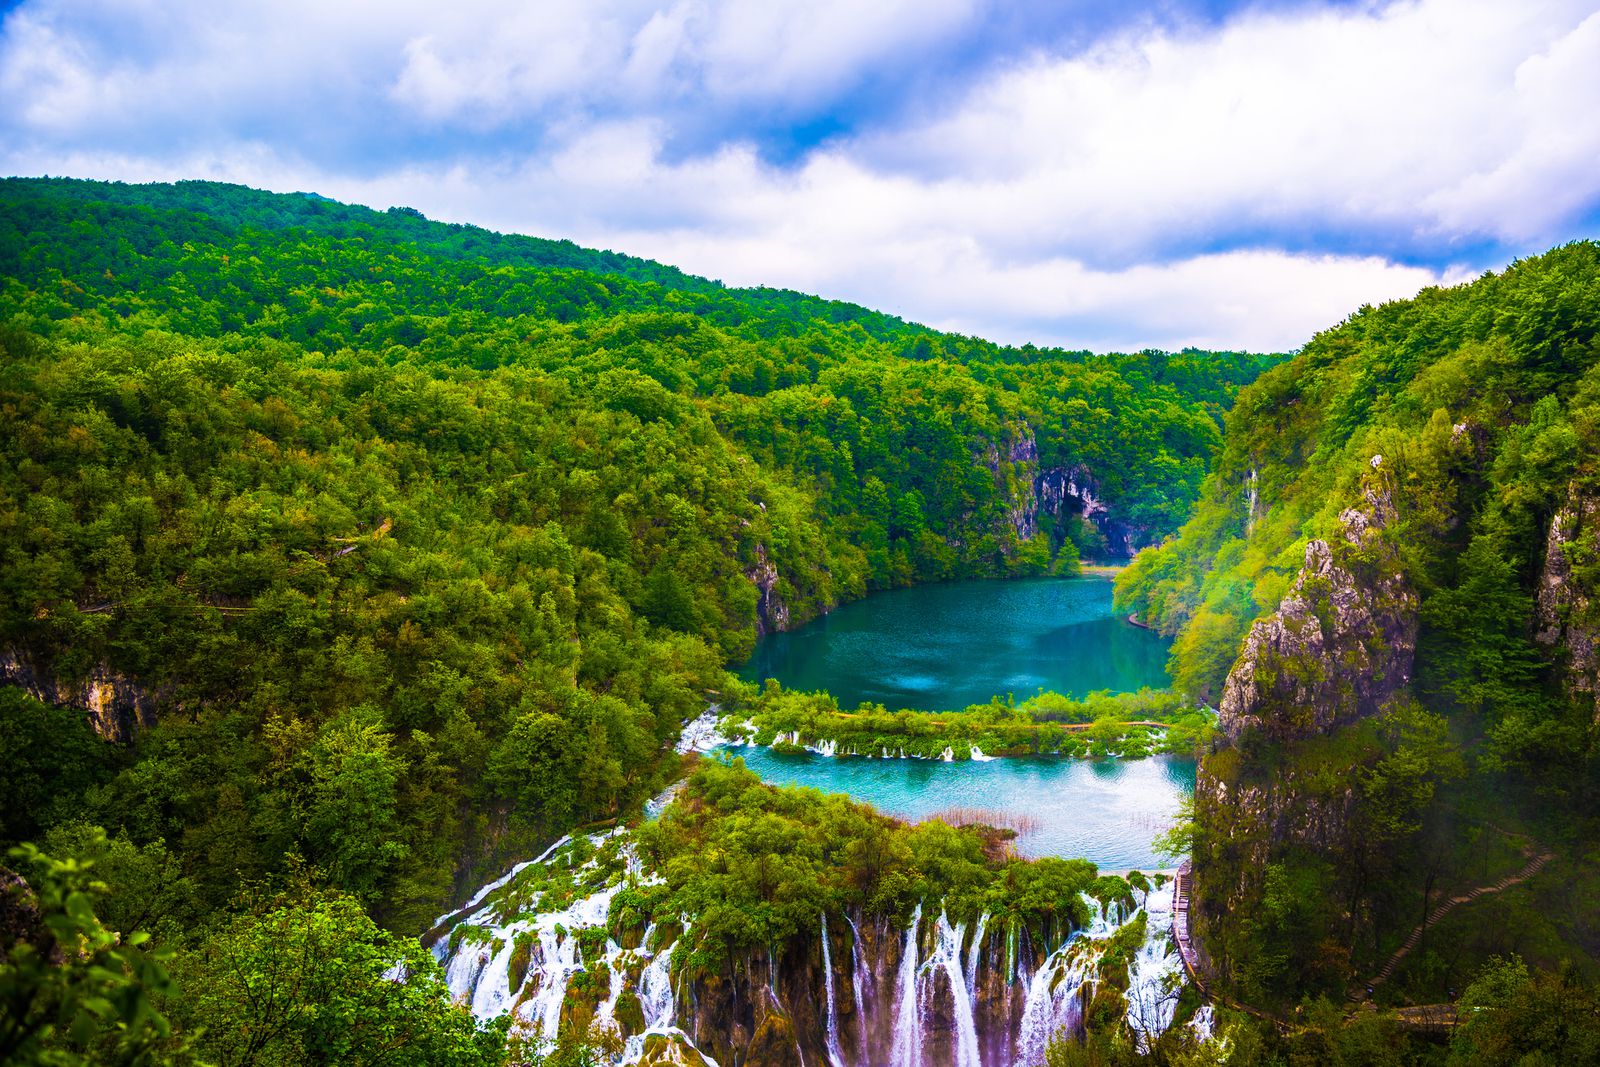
[[0, 178, 1268, 1064], [1117, 243, 1600, 1035], [4, 178, 1599, 1065]]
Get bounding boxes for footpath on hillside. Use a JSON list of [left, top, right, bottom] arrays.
[[1171, 842, 1552, 1036]]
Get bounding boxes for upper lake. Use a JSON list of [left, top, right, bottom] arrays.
[[738, 575, 1172, 711]]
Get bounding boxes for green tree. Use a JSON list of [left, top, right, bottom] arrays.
[[1, 838, 189, 1066], [171, 881, 507, 1067]]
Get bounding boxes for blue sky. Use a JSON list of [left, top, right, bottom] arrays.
[[2, 0, 1598, 352]]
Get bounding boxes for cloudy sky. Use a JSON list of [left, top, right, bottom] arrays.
[[3, 0, 1598, 352]]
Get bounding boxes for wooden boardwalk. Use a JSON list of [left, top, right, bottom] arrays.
[[1172, 860, 1197, 983]]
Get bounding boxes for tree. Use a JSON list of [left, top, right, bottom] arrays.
[[1, 838, 190, 1066], [171, 880, 507, 1067]]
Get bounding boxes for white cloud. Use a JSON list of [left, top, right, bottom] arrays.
[[1, 0, 1597, 351], [859, 0, 1600, 256]]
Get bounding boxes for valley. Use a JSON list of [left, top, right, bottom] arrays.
[[1, 178, 1597, 1067]]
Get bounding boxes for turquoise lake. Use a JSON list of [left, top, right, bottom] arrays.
[[721, 746, 1195, 869], [738, 575, 1172, 711], [724, 577, 1192, 869]]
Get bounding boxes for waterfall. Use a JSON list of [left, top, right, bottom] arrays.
[[675, 706, 730, 754], [623, 923, 686, 1063], [846, 915, 870, 1053], [889, 904, 923, 1067], [966, 912, 990, 1011], [1014, 935, 1095, 1067], [969, 746, 998, 762], [1124, 880, 1184, 1050], [1014, 892, 1122, 1067], [925, 911, 983, 1067], [437, 820, 1198, 1066], [821, 914, 846, 1067]]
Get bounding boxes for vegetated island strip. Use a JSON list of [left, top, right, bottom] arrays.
[[718, 682, 1215, 760]]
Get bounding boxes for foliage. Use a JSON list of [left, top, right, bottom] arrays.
[[1125, 241, 1600, 1006], [728, 681, 1214, 760], [629, 760, 1099, 967], [0, 177, 1270, 936], [0, 690, 116, 846], [167, 878, 508, 1067], [0, 837, 190, 1066]]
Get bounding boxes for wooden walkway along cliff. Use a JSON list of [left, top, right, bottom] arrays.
[[1172, 860, 1197, 983]]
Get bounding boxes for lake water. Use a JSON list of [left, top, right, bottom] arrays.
[[738, 576, 1171, 711], [721, 746, 1195, 869], [725, 577, 1189, 869]]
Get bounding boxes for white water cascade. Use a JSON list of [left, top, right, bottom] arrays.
[[434, 800, 1199, 1067], [966, 912, 990, 1011], [821, 914, 847, 1067], [924, 911, 984, 1067], [1124, 880, 1185, 1049], [846, 915, 871, 1053], [889, 903, 924, 1067]]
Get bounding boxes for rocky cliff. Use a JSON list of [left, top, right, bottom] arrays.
[[746, 542, 793, 638], [1217, 456, 1417, 744], [0, 649, 159, 743], [998, 427, 1147, 558], [1535, 486, 1600, 723]]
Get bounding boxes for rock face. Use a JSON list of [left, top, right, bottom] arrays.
[[1000, 427, 1146, 557], [1217, 458, 1417, 743], [1535, 487, 1600, 722], [0, 649, 158, 742], [746, 542, 792, 638]]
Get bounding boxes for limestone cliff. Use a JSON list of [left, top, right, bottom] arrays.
[[1535, 486, 1600, 722], [1217, 456, 1417, 744], [0, 649, 159, 742], [746, 542, 793, 638], [998, 426, 1147, 557]]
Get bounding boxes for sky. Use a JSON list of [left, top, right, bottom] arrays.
[[2, 0, 1598, 352]]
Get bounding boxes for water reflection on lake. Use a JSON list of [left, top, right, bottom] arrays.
[[721, 745, 1196, 870]]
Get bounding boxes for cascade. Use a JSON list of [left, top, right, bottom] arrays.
[[821, 914, 847, 1067], [924, 910, 983, 1067], [846, 915, 870, 1053], [435, 809, 1196, 1065], [966, 912, 990, 1011], [889, 903, 924, 1067], [1124, 881, 1184, 1049]]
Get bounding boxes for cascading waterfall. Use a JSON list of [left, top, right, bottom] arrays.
[[1014, 894, 1121, 1067], [434, 796, 1200, 1066], [889, 903, 924, 1067], [966, 912, 990, 1012], [924, 911, 983, 1067], [821, 914, 847, 1067], [1124, 881, 1184, 1049], [846, 915, 870, 1053]]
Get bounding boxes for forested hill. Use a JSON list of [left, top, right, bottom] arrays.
[[0, 177, 1274, 936], [1117, 242, 1600, 1017]]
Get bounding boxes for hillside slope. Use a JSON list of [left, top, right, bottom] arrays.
[[1118, 242, 1600, 1006], [0, 178, 1271, 931]]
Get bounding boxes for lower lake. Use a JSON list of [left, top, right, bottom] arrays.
[[724, 576, 1190, 869], [719, 745, 1196, 869], [738, 576, 1171, 712]]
